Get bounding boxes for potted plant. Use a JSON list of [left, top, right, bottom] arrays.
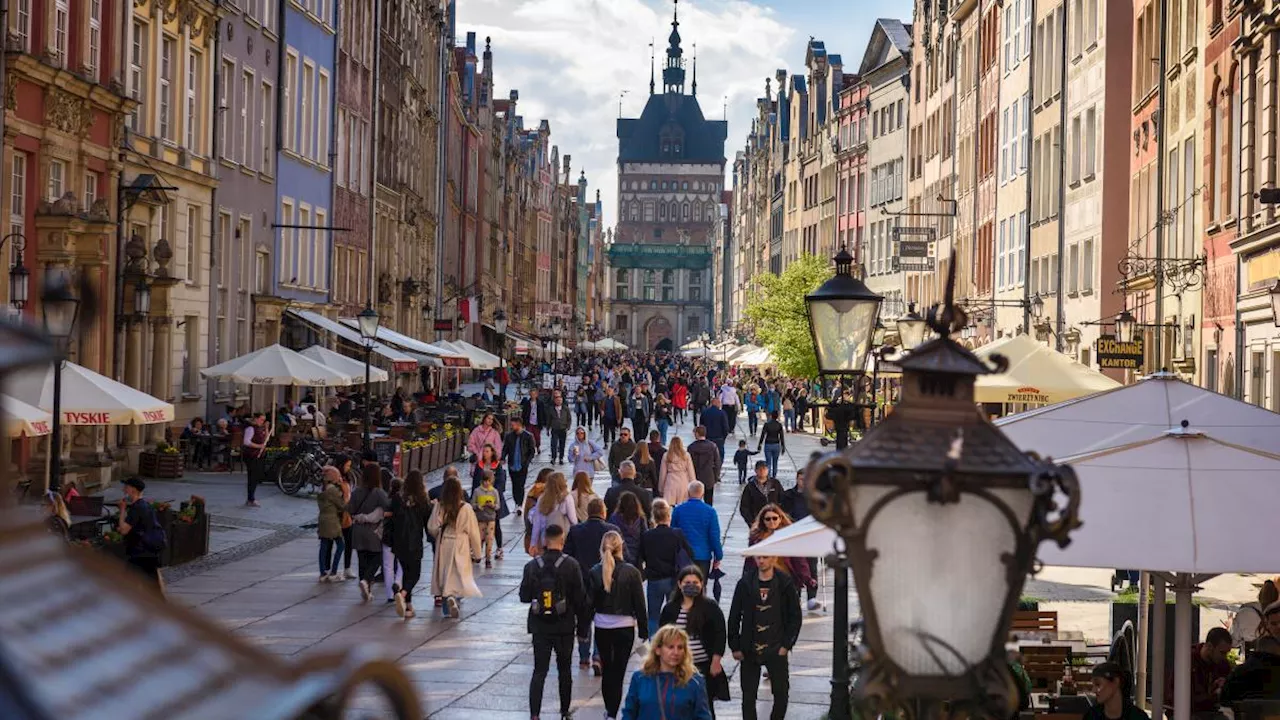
[[140, 441, 185, 478], [168, 495, 209, 564]]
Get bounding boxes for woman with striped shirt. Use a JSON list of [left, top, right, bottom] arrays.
[[659, 565, 728, 716]]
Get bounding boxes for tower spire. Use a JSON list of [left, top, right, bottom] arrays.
[[662, 0, 686, 94], [649, 39, 655, 95], [692, 43, 698, 96]]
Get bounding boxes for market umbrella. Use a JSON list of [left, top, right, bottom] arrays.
[[596, 338, 628, 351], [8, 361, 174, 425], [741, 516, 834, 558], [298, 345, 389, 384], [1, 393, 52, 437], [734, 347, 776, 367], [438, 340, 500, 370], [972, 334, 1120, 406], [996, 371, 1280, 458], [200, 344, 355, 386]]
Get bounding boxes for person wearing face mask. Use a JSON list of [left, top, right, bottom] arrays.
[[659, 566, 728, 717]]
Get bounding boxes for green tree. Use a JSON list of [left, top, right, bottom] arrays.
[[743, 254, 832, 379]]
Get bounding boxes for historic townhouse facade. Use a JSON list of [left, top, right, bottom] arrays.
[[993, 0, 1030, 338], [836, 80, 868, 294], [209, 0, 279, 414], [1028, 0, 1064, 351], [331, 0, 375, 318]]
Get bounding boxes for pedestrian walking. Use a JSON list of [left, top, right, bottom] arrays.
[[718, 381, 739, 435], [728, 555, 802, 720], [519, 523, 589, 720], [389, 470, 431, 618], [607, 491, 648, 567], [565, 497, 619, 673], [588, 531, 649, 720], [733, 440, 759, 484], [427, 474, 483, 618], [529, 471, 578, 554], [739, 461, 784, 527], [568, 426, 603, 480], [607, 427, 638, 485], [471, 469, 501, 568], [570, 470, 599, 525], [471, 443, 509, 557], [241, 412, 269, 507], [316, 466, 346, 582], [658, 436, 696, 506], [654, 395, 672, 444], [631, 441, 659, 492], [744, 504, 816, 608], [115, 477, 166, 592], [639, 499, 694, 637], [671, 482, 723, 580], [620, 625, 714, 720], [698, 400, 730, 462], [757, 411, 786, 479], [548, 390, 573, 464], [629, 386, 652, 442], [346, 464, 391, 603], [659, 566, 729, 716], [521, 387, 550, 456], [600, 386, 623, 447], [501, 417, 537, 511], [522, 468, 554, 555], [467, 412, 504, 462], [336, 454, 357, 579], [380, 476, 404, 604], [687, 427, 723, 504]]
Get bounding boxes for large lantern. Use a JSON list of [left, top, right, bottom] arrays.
[[1114, 308, 1137, 344], [805, 274, 1080, 716], [805, 248, 883, 375], [896, 302, 929, 351]]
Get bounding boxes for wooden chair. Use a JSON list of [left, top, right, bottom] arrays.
[[1021, 645, 1071, 691], [1012, 610, 1060, 636], [227, 428, 244, 472]]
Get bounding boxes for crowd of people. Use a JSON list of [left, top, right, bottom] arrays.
[[305, 349, 826, 720]]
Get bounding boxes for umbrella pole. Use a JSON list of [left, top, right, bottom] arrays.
[[1150, 575, 1168, 718], [1172, 575, 1193, 720], [1137, 571, 1150, 708]]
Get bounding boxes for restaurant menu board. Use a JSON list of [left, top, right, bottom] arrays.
[[543, 375, 583, 396], [372, 438, 402, 475]]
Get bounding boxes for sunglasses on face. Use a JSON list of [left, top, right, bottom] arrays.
[[763, 515, 781, 522]]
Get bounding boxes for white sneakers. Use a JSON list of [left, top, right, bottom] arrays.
[[807, 598, 823, 612], [344, 568, 356, 580]]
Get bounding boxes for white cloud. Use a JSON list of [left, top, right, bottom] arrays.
[[456, 0, 797, 228]]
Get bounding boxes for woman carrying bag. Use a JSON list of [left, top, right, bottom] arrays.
[[659, 566, 729, 716], [589, 531, 649, 720], [427, 475, 483, 618], [346, 464, 391, 603]]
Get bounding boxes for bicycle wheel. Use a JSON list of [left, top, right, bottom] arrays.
[[277, 456, 306, 495]]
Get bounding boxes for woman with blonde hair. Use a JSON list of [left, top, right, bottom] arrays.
[[621, 625, 713, 720], [570, 470, 598, 523], [529, 470, 578, 553], [631, 441, 659, 491], [658, 436, 696, 505], [588, 530, 648, 720]]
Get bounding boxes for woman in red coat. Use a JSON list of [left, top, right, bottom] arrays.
[[672, 382, 689, 425]]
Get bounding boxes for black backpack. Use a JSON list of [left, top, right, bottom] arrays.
[[532, 555, 569, 617]]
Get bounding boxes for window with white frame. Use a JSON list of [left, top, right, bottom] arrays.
[[998, 219, 1007, 288], [1084, 0, 1098, 46], [47, 159, 65, 201], [279, 198, 294, 284], [13, 0, 30, 51], [160, 37, 175, 141], [1082, 238, 1094, 292], [1018, 94, 1029, 171], [218, 211, 231, 287], [10, 154, 26, 257], [298, 205, 311, 286], [185, 206, 199, 283], [335, 110, 346, 187], [83, 171, 97, 210], [1084, 106, 1097, 177], [301, 61, 314, 160], [318, 70, 330, 166], [53, 0, 68, 66], [1017, 211, 1027, 283], [241, 69, 253, 167], [220, 59, 234, 159], [315, 209, 327, 289], [129, 22, 148, 132], [255, 249, 270, 294], [1070, 114, 1082, 184], [260, 80, 274, 174], [237, 216, 251, 293], [87, 0, 102, 80], [283, 51, 297, 152], [186, 49, 201, 151]]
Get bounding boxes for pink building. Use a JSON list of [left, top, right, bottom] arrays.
[[836, 79, 870, 277]]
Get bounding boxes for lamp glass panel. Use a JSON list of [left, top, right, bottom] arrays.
[[861, 487, 1033, 675], [809, 298, 878, 373], [897, 317, 929, 350]]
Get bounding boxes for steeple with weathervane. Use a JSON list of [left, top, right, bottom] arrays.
[[662, 0, 685, 94]]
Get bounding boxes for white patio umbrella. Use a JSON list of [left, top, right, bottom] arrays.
[[438, 340, 500, 370], [596, 338, 628, 351], [7, 361, 174, 425], [1, 394, 52, 437], [298, 345, 389, 384], [734, 347, 776, 367], [200, 343, 355, 386], [741, 516, 835, 558], [972, 334, 1121, 406]]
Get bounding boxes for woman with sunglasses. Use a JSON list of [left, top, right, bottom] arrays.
[[659, 566, 728, 717], [743, 504, 815, 598]]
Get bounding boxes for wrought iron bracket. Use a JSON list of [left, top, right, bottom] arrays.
[[1117, 253, 1207, 295]]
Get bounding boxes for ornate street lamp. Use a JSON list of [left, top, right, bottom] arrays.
[[9, 257, 29, 311], [872, 318, 888, 348], [494, 308, 508, 400], [806, 248, 883, 375], [805, 267, 1081, 720], [42, 270, 81, 492], [896, 302, 928, 351], [356, 305, 380, 450], [133, 276, 152, 317], [420, 301, 431, 324], [1114, 308, 1137, 344]]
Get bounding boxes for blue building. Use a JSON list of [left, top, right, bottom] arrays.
[[275, 1, 337, 307]]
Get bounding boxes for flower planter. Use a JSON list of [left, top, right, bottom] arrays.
[[139, 451, 185, 479], [168, 513, 210, 565], [427, 441, 442, 473]]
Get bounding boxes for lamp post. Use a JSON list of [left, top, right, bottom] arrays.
[[549, 317, 563, 389], [896, 302, 928, 352], [1114, 308, 1137, 344], [494, 308, 508, 401], [803, 262, 1081, 720], [356, 305, 380, 451], [2, 232, 29, 313], [42, 270, 81, 492]]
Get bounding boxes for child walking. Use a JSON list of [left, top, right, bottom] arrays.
[[733, 440, 758, 484], [472, 470, 500, 568]]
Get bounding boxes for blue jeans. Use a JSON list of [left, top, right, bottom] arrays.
[[712, 437, 726, 462], [657, 419, 670, 444], [763, 443, 781, 479], [319, 536, 344, 575], [784, 409, 796, 431], [646, 577, 675, 637], [577, 625, 599, 664]]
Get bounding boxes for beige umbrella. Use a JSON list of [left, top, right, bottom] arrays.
[[972, 334, 1120, 405], [200, 344, 355, 386], [1, 394, 52, 437], [8, 361, 174, 425], [299, 345, 389, 383]]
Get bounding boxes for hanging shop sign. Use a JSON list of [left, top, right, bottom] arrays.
[[1096, 335, 1144, 369]]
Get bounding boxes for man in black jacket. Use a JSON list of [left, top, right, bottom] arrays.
[[518, 523, 589, 720], [728, 555, 802, 720], [688, 426, 723, 504], [501, 418, 537, 509], [740, 460, 785, 526], [564, 498, 619, 670], [638, 498, 694, 636], [520, 387, 551, 457], [603, 461, 654, 518]]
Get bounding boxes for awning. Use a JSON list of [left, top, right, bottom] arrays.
[[339, 321, 470, 368], [438, 340, 500, 370], [287, 309, 420, 373], [9, 361, 174, 425]]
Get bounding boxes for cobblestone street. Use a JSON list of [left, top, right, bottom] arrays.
[[119, 410, 1257, 719]]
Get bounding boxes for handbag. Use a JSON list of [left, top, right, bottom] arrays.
[[593, 456, 608, 472]]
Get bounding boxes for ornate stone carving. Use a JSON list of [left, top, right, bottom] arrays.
[[88, 198, 111, 221], [124, 232, 148, 274], [153, 237, 174, 278], [45, 89, 94, 136], [38, 192, 81, 216], [5, 76, 15, 112]]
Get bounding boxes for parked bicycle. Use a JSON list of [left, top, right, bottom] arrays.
[[274, 437, 328, 496]]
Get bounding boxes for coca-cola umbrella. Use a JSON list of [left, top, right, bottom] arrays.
[[200, 343, 355, 386], [1, 393, 52, 437], [7, 360, 174, 425]]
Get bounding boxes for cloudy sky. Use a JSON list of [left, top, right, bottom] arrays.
[[456, 0, 910, 228]]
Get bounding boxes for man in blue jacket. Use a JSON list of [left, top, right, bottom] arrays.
[[699, 398, 730, 461], [672, 482, 723, 580]]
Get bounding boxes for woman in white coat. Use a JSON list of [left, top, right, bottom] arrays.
[[659, 436, 697, 506], [427, 474, 483, 618], [567, 426, 603, 479]]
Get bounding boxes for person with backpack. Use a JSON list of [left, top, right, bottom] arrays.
[[519, 523, 590, 720], [588, 531, 649, 720], [116, 477, 166, 591], [528, 471, 578, 555]]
